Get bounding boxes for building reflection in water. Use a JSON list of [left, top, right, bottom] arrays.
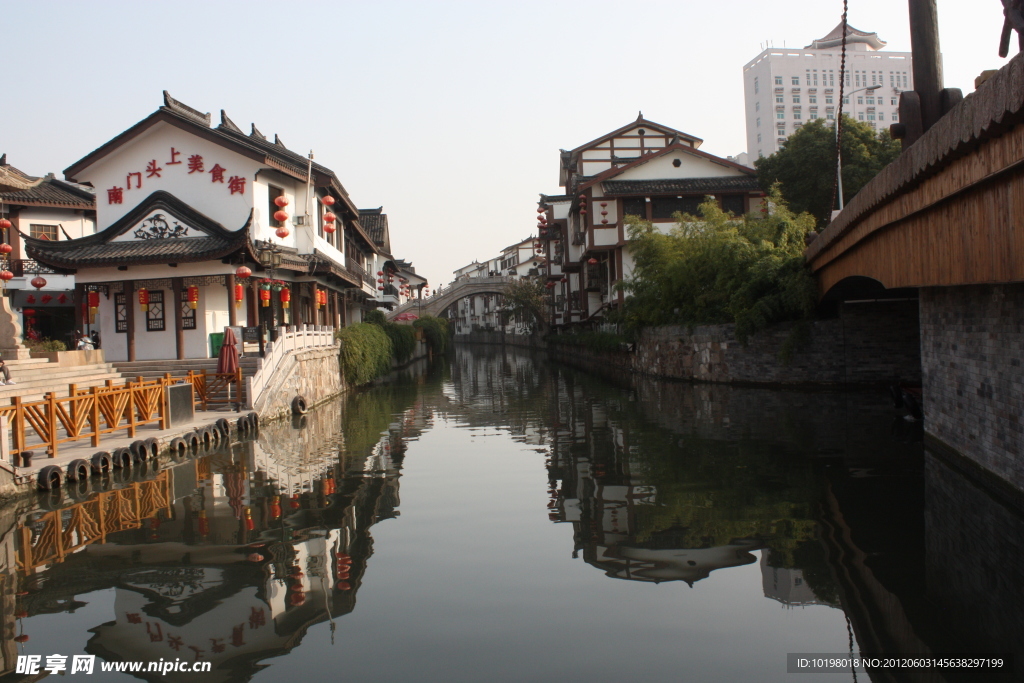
[[1, 374, 429, 682], [1, 346, 1022, 682]]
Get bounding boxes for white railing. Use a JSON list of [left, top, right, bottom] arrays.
[[247, 325, 337, 410]]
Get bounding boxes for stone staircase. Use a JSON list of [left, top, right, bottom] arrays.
[[0, 357, 128, 404], [112, 357, 262, 384]]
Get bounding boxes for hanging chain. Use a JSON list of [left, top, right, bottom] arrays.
[[828, 0, 850, 224]]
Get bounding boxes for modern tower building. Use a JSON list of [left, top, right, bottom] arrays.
[[742, 24, 914, 159]]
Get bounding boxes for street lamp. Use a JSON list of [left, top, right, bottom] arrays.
[[254, 239, 283, 352], [836, 84, 882, 211]]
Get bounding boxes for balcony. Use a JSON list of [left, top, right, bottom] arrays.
[[0, 259, 57, 277]]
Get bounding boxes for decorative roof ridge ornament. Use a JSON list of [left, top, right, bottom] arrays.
[[274, 134, 286, 148], [250, 124, 266, 141], [219, 110, 243, 134], [161, 91, 212, 127]]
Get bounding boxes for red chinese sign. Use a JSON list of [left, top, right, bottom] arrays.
[[107, 147, 246, 204]]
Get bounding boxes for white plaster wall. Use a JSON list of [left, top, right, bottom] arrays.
[[615, 151, 746, 180], [17, 206, 95, 238], [74, 122, 259, 232], [593, 227, 618, 247]]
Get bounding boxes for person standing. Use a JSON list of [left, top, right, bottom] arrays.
[[0, 352, 15, 386]]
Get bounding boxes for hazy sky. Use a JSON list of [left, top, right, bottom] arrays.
[[2, 1, 1009, 286]]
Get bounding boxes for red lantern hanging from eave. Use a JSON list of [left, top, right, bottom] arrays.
[[323, 212, 336, 223], [0, 218, 11, 230], [274, 209, 289, 223], [30, 275, 47, 290], [138, 287, 149, 312], [235, 265, 252, 279], [324, 223, 336, 233], [260, 288, 271, 307], [274, 196, 289, 208], [234, 283, 244, 307], [0, 271, 12, 282], [545, 281, 555, 289], [280, 288, 291, 308], [0, 243, 11, 254], [276, 226, 290, 239], [187, 285, 199, 310], [88, 291, 100, 314], [587, 257, 598, 265], [320, 290, 328, 306], [322, 195, 336, 206]]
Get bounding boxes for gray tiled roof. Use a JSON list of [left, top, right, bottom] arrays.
[[0, 177, 95, 207], [358, 208, 389, 247], [601, 177, 762, 195]]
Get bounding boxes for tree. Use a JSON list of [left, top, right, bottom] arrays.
[[499, 278, 549, 334], [755, 116, 901, 226], [612, 190, 818, 345]]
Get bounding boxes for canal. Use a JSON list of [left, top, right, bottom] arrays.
[[2, 345, 1020, 682]]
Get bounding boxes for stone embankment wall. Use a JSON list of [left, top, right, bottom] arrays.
[[635, 300, 920, 386], [258, 347, 345, 420], [920, 284, 1024, 491]]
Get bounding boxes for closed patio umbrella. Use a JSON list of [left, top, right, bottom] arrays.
[[218, 327, 240, 407]]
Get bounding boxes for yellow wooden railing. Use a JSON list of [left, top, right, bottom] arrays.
[[1, 368, 243, 459]]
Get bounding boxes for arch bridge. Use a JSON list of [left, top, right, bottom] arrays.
[[386, 276, 515, 320]]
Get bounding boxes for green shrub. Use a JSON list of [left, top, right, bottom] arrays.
[[364, 309, 417, 364], [413, 315, 450, 354], [24, 338, 67, 352], [336, 323, 392, 386], [364, 310, 387, 326]]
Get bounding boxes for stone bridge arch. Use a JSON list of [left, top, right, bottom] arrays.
[[386, 276, 515, 320]]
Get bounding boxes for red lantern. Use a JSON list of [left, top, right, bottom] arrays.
[[273, 209, 289, 223], [324, 223, 336, 233], [560, 277, 567, 283], [88, 291, 99, 314], [269, 496, 281, 519], [280, 288, 291, 308], [587, 257, 598, 265], [377, 286, 384, 291], [545, 281, 555, 288], [235, 265, 252, 279], [234, 283, 244, 307], [322, 195, 336, 206], [274, 196, 289, 208], [319, 290, 328, 306], [276, 226, 290, 238], [0, 271, 11, 282], [260, 288, 270, 307], [30, 276, 46, 290], [22, 308, 36, 316], [0, 243, 11, 254], [0, 218, 11, 230], [244, 507, 255, 531], [138, 287, 149, 312], [323, 212, 336, 223], [537, 207, 545, 213], [187, 285, 199, 310], [377, 271, 383, 276]]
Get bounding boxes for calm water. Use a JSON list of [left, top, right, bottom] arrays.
[[2, 345, 1021, 682]]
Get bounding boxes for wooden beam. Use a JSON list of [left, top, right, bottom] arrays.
[[172, 277, 185, 360], [227, 273, 237, 328], [909, 0, 944, 131], [124, 280, 135, 362]]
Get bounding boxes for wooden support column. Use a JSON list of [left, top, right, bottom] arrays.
[[331, 290, 340, 329], [124, 280, 136, 362], [226, 273, 237, 327], [294, 285, 304, 328], [172, 277, 185, 360], [909, 0, 944, 131]]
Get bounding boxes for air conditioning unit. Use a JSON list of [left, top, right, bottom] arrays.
[[293, 215, 307, 226]]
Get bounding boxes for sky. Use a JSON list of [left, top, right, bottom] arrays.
[[2, 1, 1011, 286]]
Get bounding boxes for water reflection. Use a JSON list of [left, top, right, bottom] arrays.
[[1, 346, 1021, 682]]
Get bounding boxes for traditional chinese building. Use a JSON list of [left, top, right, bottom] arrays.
[[26, 92, 409, 362], [539, 114, 765, 326], [0, 155, 96, 345]]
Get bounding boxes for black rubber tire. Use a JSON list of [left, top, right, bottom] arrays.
[[187, 432, 200, 451], [91, 451, 112, 474], [169, 437, 187, 457], [37, 465, 63, 491], [131, 448, 147, 466], [144, 437, 159, 459], [247, 412, 260, 432], [112, 447, 132, 469], [291, 396, 308, 416], [237, 415, 250, 434], [129, 440, 147, 461], [216, 418, 231, 438], [67, 479, 91, 501], [39, 488, 64, 510], [66, 459, 91, 482]]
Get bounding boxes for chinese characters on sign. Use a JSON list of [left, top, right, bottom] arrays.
[[108, 147, 246, 204]]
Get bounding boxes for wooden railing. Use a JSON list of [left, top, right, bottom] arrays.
[[1, 369, 244, 460], [17, 473, 171, 573], [246, 325, 335, 411]]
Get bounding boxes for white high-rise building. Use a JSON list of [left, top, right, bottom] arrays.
[[742, 24, 914, 160]]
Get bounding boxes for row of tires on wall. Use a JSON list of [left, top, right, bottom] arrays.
[[35, 412, 260, 491]]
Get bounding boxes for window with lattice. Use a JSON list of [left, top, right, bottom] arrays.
[[115, 293, 127, 333], [180, 289, 196, 330], [146, 290, 165, 331]]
